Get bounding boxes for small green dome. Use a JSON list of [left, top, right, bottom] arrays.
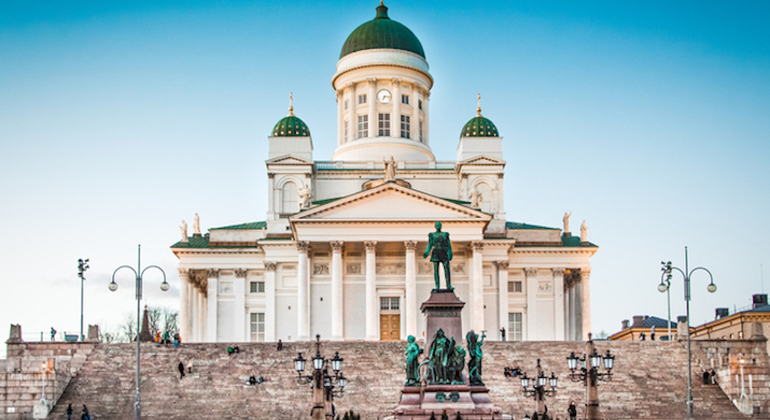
[[340, 3, 425, 59], [461, 116, 499, 137], [272, 115, 310, 137]]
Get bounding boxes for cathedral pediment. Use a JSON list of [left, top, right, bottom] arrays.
[[457, 155, 506, 166], [265, 155, 314, 165]]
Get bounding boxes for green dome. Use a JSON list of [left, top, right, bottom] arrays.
[[340, 3, 425, 59], [272, 115, 310, 137], [461, 116, 499, 137]]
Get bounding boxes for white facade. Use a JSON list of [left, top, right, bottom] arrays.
[[172, 4, 597, 343]]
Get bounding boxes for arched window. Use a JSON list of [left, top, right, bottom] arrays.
[[281, 182, 299, 215]]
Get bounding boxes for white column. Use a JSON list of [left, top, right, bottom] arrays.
[[553, 268, 566, 341], [496, 261, 509, 340], [392, 78, 401, 136], [471, 242, 485, 332], [178, 269, 190, 343], [367, 79, 376, 138], [405, 241, 417, 338], [296, 242, 310, 341], [349, 83, 357, 139], [410, 84, 419, 142], [525, 268, 538, 340], [188, 281, 196, 342], [337, 90, 344, 146], [234, 269, 246, 342], [423, 90, 430, 146], [365, 241, 378, 341], [264, 262, 277, 342], [197, 287, 204, 342], [568, 277, 576, 341], [331, 241, 344, 340], [581, 269, 592, 340], [207, 269, 219, 342]]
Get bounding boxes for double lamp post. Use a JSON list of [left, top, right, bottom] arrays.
[[293, 334, 347, 420]]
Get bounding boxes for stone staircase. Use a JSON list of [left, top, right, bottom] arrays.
[[47, 340, 753, 419]]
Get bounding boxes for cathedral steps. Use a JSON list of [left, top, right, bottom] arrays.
[[46, 341, 754, 419]]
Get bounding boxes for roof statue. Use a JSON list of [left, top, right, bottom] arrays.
[[180, 220, 188, 243], [581, 220, 588, 243], [298, 184, 311, 209], [193, 213, 201, 235], [563, 211, 572, 233], [470, 187, 481, 208], [383, 156, 397, 181]]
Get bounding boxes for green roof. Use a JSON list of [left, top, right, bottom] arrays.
[[272, 115, 310, 137], [210, 221, 267, 230], [561, 235, 598, 247], [462, 115, 499, 137], [171, 235, 210, 249], [506, 221, 559, 230], [340, 3, 425, 59]]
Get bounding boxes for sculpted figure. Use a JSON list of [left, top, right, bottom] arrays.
[[193, 213, 201, 235], [447, 340, 466, 385], [428, 328, 451, 384], [298, 184, 311, 208], [469, 187, 481, 208], [466, 330, 486, 386], [563, 211, 571, 233], [404, 335, 423, 386], [423, 221, 453, 290], [383, 156, 397, 181], [580, 220, 588, 242], [180, 220, 188, 243]]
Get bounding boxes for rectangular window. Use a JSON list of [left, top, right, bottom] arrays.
[[358, 94, 367, 105], [508, 312, 523, 341], [419, 120, 424, 142], [250, 312, 265, 342], [344, 119, 349, 142], [357, 115, 368, 138], [418, 99, 422, 110], [401, 94, 409, 105], [380, 297, 399, 310], [344, 99, 349, 110], [400, 115, 410, 139], [507, 281, 522, 293], [378, 113, 391, 136], [250, 281, 265, 293]]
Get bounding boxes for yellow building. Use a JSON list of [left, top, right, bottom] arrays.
[[609, 315, 677, 341]]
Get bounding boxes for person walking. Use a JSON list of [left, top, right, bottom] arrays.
[[186, 358, 193, 374], [567, 400, 577, 420], [178, 361, 185, 379], [81, 405, 90, 420], [66, 403, 73, 420]]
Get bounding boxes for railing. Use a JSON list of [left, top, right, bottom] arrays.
[[315, 161, 456, 171], [19, 332, 79, 343]]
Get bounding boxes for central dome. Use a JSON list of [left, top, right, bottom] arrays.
[[340, 2, 425, 59]]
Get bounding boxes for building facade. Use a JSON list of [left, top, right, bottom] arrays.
[[171, 3, 598, 343]]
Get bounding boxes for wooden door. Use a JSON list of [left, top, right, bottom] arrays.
[[380, 314, 400, 341]]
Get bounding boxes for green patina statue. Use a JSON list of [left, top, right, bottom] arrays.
[[405, 335, 423, 386], [427, 328, 451, 384], [466, 330, 486, 386], [423, 221, 453, 290], [447, 339, 466, 385]]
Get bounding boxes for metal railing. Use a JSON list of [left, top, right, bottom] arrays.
[[315, 160, 456, 171]]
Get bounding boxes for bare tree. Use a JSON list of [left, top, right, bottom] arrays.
[[119, 313, 137, 342], [115, 306, 178, 341]]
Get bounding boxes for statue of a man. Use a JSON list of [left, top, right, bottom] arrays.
[[404, 335, 423, 386], [423, 221, 453, 290], [469, 187, 481, 208], [428, 328, 450, 384], [383, 156, 397, 181], [580, 220, 588, 242], [180, 220, 188, 243], [563, 211, 571, 233], [298, 184, 310, 208], [193, 213, 201, 235], [466, 330, 486, 386]]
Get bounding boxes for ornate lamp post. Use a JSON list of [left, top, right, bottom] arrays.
[[293, 334, 347, 420], [78, 258, 89, 341], [566, 335, 615, 420], [109, 245, 169, 420], [40, 362, 47, 405], [516, 359, 557, 416], [658, 246, 716, 419]]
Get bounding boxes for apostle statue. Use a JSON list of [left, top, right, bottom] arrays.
[[428, 328, 451, 384], [383, 156, 397, 181], [423, 221, 453, 290], [469, 187, 481, 208], [404, 335, 423, 386], [467, 330, 486, 386], [298, 184, 311, 208], [447, 340, 466, 385], [580, 220, 588, 242], [193, 213, 201, 235], [563, 211, 571, 233], [180, 220, 188, 243]]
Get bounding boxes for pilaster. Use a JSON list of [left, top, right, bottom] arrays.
[[471, 242, 485, 332], [496, 261, 509, 340], [552, 268, 566, 341], [404, 241, 417, 337], [365, 241, 378, 341], [367, 78, 376, 138], [525, 267, 538, 340], [296, 241, 310, 341], [206, 269, 219, 342], [178, 268, 190, 343], [581, 269, 592, 340], [392, 78, 401, 135], [410, 83, 419, 142], [331, 241, 345, 340], [264, 262, 277, 342], [234, 268, 247, 342]]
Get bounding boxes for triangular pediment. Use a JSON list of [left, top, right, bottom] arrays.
[[265, 154, 314, 165], [458, 155, 506, 166], [290, 182, 491, 222]]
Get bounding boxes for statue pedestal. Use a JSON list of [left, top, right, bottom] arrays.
[[420, 290, 464, 344], [389, 385, 509, 420]]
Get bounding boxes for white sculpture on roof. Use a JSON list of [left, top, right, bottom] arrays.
[[193, 213, 201, 235], [563, 211, 572, 233], [383, 156, 397, 181], [580, 220, 588, 242], [470, 187, 482, 208], [180, 220, 188, 243], [298, 184, 311, 209]]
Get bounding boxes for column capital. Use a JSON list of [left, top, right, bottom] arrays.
[[495, 260, 509, 269], [404, 240, 417, 251], [234, 268, 247, 278], [178, 268, 190, 277], [552, 268, 566, 277], [364, 241, 377, 251], [330, 241, 345, 252], [524, 267, 538, 278], [580, 269, 591, 279], [267, 173, 275, 179], [470, 241, 484, 251], [367, 78, 377, 86], [392, 77, 401, 86], [296, 241, 310, 253], [206, 269, 220, 278], [264, 262, 277, 272]]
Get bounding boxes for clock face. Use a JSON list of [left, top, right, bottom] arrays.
[[377, 89, 392, 104]]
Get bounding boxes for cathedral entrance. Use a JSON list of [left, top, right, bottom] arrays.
[[380, 297, 400, 341]]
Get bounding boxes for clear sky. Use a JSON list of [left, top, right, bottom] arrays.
[[1, 0, 769, 353]]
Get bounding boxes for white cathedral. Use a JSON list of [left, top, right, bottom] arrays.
[[172, 2, 597, 344]]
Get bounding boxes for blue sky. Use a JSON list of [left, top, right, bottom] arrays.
[[1, 0, 769, 351]]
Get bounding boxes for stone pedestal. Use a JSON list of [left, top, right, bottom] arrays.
[[389, 385, 509, 420], [420, 290, 465, 343], [32, 401, 49, 419]]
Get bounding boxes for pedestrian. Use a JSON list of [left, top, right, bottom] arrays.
[[155, 331, 161, 344], [234, 344, 240, 353], [51, 327, 57, 342], [163, 331, 170, 346], [81, 405, 90, 420], [639, 332, 646, 341], [174, 333, 180, 347], [67, 403, 73, 420], [703, 370, 710, 384], [710, 369, 717, 384], [277, 339, 283, 351], [248, 375, 257, 385], [227, 345, 234, 355], [500, 326, 506, 341], [186, 358, 193, 374], [651, 325, 656, 341], [178, 361, 185, 379], [568, 400, 577, 420]]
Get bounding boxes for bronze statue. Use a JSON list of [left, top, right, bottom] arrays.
[[447, 339, 466, 385], [427, 328, 451, 384], [423, 221, 453, 290], [466, 330, 486, 386], [405, 335, 423, 386]]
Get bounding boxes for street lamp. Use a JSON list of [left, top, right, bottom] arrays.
[[566, 334, 615, 420], [78, 258, 90, 341], [514, 359, 557, 416], [40, 362, 47, 405], [658, 246, 716, 419], [294, 335, 347, 420], [658, 273, 672, 340], [109, 245, 168, 420]]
